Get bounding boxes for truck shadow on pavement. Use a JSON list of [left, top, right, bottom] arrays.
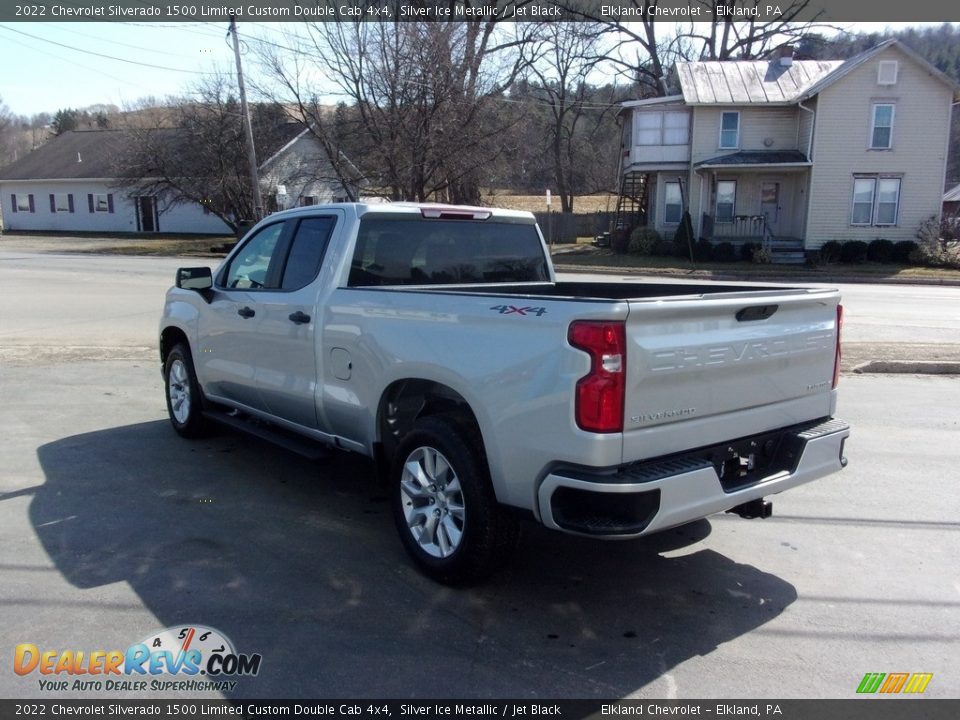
[[34, 420, 797, 698]]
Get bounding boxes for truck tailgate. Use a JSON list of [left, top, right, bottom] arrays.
[[622, 288, 840, 463]]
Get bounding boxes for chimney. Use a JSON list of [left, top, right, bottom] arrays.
[[779, 46, 795, 68]]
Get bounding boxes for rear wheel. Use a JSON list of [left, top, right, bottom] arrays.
[[391, 415, 520, 584], [164, 343, 209, 438]]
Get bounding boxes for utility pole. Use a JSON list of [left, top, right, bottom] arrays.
[[228, 16, 263, 221]]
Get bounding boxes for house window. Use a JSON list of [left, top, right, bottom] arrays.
[[53, 193, 72, 212], [715, 180, 736, 222], [663, 112, 690, 145], [14, 194, 33, 212], [877, 61, 898, 85], [719, 112, 740, 149], [875, 178, 901, 225], [635, 113, 663, 146], [870, 104, 895, 149], [634, 111, 690, 146], [851, 176, 901, 226], [664, 182, 683, 224], [300, 196, 317, 206], [95, 194, 110, 212]]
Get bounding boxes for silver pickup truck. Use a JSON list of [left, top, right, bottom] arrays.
[[160, 202, 849, 583]]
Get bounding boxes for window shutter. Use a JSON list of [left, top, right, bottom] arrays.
[[88, 194, 94, 213], [68, 194, 75, 213], [50, 194, 56, 213], [10, 194, 17, 213], [107, 194, 114, 213], [28, 194, 35, 213]]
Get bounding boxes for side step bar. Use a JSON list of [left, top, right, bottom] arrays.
[[202, 409, 332, 461]]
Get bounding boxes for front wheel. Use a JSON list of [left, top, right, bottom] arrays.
[[164, 343, 209, 438], [391, 415, 520, 584]]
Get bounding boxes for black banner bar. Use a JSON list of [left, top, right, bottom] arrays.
[[0, 1, 959, 24]]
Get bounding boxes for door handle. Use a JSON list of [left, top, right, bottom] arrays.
[[288, 311, 311, 324], [237, 306, 256, 319]]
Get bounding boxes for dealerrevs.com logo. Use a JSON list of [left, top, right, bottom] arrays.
[[14, 625, 261, 693]]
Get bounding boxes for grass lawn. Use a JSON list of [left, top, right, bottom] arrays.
[[479, 193, 617, 214]]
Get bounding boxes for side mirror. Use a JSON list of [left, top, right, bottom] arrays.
[[176, 267, 213, 290]]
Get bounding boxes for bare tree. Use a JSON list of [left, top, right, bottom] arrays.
[[0, 96, 14, 165], [524, 23, 619, 212], [116, 73, 294, 231], [0, 99, 48, 167], [564, 0, 839, 99], [687, 1, 836, 60], [559, 0, 688, 98], [257, 16, 536, 203]]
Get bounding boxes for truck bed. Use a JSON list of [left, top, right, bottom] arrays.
[[361, 280, 814, 301]]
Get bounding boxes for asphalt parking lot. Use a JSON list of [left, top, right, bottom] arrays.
[[1, 250, 958, 700]]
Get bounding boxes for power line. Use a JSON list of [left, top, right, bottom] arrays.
[[41, 23, 187, 57], [0, 32, 149, 95], [0, 24, 219, 75]]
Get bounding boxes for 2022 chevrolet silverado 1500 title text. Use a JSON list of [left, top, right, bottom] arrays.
[[160, 203, 849, 583]]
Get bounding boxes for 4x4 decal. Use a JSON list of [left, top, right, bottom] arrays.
[[489, 305, 547, 317]]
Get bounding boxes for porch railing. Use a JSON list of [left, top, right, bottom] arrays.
[[702, 214, 773, 248]]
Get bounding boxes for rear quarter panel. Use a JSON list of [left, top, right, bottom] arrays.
[[321, 287, 627, 512]]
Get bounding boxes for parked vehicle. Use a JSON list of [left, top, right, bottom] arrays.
[[160, 203, 849, 583]]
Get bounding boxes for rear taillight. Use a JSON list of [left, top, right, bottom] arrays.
[[832, 304, 843, 388], [568, 320, 626, 433]]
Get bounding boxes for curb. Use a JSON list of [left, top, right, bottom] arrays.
[[853, 361, 960, 375]]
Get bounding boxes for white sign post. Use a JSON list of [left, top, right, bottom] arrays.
[[546, 189, 553, 245]]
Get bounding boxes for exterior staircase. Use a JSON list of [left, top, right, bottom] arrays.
[[614, 171, 649, 231]]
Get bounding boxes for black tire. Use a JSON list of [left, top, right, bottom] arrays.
[[163, 343, 210, 438], [391, 415, 520, 585]]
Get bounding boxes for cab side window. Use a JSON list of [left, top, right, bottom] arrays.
[[280, 217, 336, 290], [223, 223, 285, 289]]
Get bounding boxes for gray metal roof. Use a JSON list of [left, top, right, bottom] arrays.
[[678, 59, 843, 105], [695, 150, 810, 168]]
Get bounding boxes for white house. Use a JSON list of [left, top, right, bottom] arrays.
[[0, 126, 358, 234], [616, 40, 960, 261], [259, 127, 360, 211], [0, 130, 231, 234]]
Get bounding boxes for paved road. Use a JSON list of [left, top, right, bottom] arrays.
[[1, 250, 958, 700], [2, 253, 959, 364]]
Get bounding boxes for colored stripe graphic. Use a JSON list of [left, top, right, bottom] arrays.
[[879, 673, 909, 693], [857, 673, 885, 693], [857, 672, 933, 694], [903, 673, 934, 694]]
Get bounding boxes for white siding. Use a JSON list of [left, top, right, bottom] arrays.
[[805, 45, 953, 247], [261, 133, 352, 208], [650, 172, 690, 236], [691, 106, 800, 163], [690, 171, 807, 239], [0, 180, 230, 234]]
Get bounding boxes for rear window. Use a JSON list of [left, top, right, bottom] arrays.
[[348, 217, 549, 287]]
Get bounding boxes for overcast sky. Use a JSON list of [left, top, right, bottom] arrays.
[[0, 21, 951, 117]]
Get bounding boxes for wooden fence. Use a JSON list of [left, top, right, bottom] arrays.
[[532, 211, 616, 243]]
